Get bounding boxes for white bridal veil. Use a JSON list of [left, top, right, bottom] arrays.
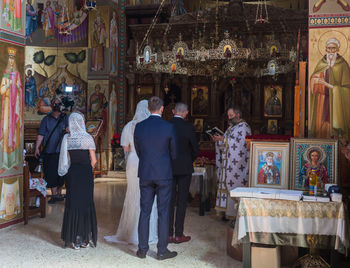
[[120, 100, 150, 147], [58, 112, 96, 176]]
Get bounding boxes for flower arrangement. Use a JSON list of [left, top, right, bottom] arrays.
[[111, 133, 121, 148]]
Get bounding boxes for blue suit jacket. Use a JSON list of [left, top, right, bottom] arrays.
[[134, 115, 178, 181]]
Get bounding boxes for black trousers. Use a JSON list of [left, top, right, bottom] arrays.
[[43, 153, 65, 188], [138, 179, 172, 255], [169, 174, 192, 237]]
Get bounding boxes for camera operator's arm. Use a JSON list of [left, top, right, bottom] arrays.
[[35, 135, 44, 158]]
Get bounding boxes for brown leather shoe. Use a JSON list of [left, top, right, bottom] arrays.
[[174, 235, 191, 244], [168, 236, 174, 243]]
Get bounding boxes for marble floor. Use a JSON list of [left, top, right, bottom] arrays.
[[0, 180, 242, 268]]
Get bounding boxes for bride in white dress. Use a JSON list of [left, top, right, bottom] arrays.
[[104, 100, 158, 245]]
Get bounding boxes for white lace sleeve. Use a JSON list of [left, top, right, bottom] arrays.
[[58, 134, 70, 176]]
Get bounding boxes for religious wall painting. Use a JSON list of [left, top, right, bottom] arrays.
[[191, 86, 208, 116], [0, 175, 22, 223], [290, 138, 338, 192], [171, 63, 176, 73], [266, 60, 277, 76], [176, 47, 184, 60], [308, 28, 350, 142], [88, 80, 108, 121], [223, 45, 232, 58], [136, 85, 153, 103], [264, 85, 282, 117], [309, 0, 350, 15], [270, 45, 278, 57], [109, 8, 119, 75], [24, 0, 88, 46], [240, 87, 251, 119], [24, 46, 88, 122], [88, 6, 109, 74], [194, 118, 203, 133], [138, 45, 157, 64], [0, 43, 24, 177], [88, 80, 109, 171], [267, 119, 278, 134], [0, 0, 25, 36], [86, 119, 103, 138], [107, 81, 118, 170], [249, 142, 290, 189], [108, 82, 118, 145], [24, 141, 35, 155]]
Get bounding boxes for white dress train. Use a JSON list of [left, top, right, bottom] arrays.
[[104, 122, 158, 245]]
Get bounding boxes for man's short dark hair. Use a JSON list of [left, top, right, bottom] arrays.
[[148, 96, 164, 112]]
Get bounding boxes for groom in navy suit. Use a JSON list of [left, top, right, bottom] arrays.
[[134, 96, 178, 260]]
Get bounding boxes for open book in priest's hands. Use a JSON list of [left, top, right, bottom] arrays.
[[206, 127, 224, 137]]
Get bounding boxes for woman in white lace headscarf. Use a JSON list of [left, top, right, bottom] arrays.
[[59, 112, 98, 249], [104, 100, 158, 245]]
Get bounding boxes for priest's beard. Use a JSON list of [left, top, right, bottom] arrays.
[[327, 52, 337, 67], [228, 117, 240, 126]]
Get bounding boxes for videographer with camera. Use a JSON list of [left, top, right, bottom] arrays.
[[35, 98, 69, 204]]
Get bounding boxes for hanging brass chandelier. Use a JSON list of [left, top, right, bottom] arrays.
[[135, 0, 296, 77]]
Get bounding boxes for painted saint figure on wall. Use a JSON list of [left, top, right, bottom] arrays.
[[265, 87, 282, 116], [24, 69, 37, 108], [110, 11, 118, 74], [192, 88, 208, 116], [108, 84, 117, 138], [310, 38, 350, 140], [42, 1, 55, 43], [26, 0, 38, 43], [91, 12, 107, 71], [0, 48, 23, 174], [89, 84, 107, 119], [2, 0, 23, 32], [89, 83, 108, 135]]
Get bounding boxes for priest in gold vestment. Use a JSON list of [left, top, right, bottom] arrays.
[[0, 47, 23, 174]]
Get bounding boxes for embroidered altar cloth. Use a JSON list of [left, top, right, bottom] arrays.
[[232, 198, 350, 254]]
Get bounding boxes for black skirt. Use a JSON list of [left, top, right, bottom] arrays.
[[61, 150, 97, 247]]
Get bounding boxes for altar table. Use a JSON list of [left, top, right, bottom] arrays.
[[191, 166, 215, 216], [232, 197, 350, 268]]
